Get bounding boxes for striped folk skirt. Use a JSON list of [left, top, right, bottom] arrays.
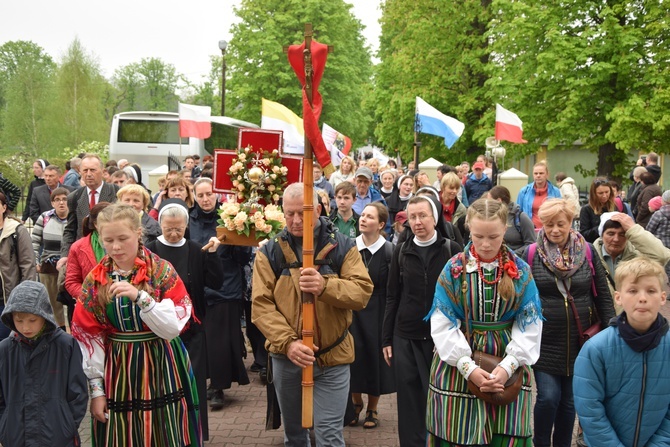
[[93, 331, 202, 447], [426, 350, 533, 445]]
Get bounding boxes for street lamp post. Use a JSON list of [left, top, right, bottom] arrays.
[[218, 40, 228, 117]]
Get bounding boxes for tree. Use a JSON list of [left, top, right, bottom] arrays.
[[107, 62, 141, 118], [53, 38, 109, 148], [134, 57, 180, 111], [373, 0, 495, 165], [181, 55, 221, 111], [227, 0, 373, 145], [485, 0, 670, 177], [0, 41, 55, 152]]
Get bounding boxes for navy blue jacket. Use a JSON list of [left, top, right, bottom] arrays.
[[0, 329, 88, 447], [189, 204, 251, 305]]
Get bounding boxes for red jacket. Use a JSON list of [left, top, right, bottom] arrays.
[[65, 234, 98, 300]]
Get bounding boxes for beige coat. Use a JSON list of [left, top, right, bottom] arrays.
[[593, 223, 670, 314], [252, 232, 373, 367]]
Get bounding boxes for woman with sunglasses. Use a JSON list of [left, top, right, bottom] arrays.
[[579, 177, 616, 243]]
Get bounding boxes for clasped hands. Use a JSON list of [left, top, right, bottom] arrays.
[[109, 280, 140, 302], [468, 366, 510, 393]]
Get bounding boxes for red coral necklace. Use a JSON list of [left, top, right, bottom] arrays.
[[470, 247, 502, 285]]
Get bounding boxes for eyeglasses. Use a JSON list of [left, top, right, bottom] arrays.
[[593, 179, 609, 186], [162, 227, 185, 233], [52, 198, 68, 203]]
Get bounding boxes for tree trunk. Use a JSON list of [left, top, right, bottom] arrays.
[[597, 142, 625, 182]]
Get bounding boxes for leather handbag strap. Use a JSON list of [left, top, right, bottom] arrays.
[[561, 279, 585, 339]]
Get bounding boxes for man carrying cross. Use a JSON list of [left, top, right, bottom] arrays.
[[251, 182, 372, 446]]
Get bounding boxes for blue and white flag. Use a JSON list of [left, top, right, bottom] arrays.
[[415, 97, 465, 148]]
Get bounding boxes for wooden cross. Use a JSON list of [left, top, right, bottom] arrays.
[[284, 22, 333, 430]]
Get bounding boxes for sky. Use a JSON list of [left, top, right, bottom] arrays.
[[1, 0, 382, 84]]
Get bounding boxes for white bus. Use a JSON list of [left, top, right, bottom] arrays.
[[109, 111, 259, 181]]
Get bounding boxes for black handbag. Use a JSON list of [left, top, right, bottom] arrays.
[[39, 257, 59, 274]]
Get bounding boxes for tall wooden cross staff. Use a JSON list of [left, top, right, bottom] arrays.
[[286, 23, 334, 429]]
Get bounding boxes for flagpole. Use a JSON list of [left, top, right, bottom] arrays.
[[300, 23, 316, 430], [413, 112, 421, 169]]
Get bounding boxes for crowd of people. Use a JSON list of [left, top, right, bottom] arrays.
[[0, 149, 669, 447]]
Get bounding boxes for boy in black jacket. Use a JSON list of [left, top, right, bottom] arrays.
[[0, 281, 88, 447]]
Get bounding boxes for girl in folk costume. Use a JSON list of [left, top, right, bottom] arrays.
[[71, 204, 201, 447], [425, 198, 543, 446]]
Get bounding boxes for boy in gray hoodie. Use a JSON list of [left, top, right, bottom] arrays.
[[0, 281, 88, 447]]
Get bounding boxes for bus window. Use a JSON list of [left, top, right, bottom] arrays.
[[205, 122, 239, 152], [117, 119, 188, 144]]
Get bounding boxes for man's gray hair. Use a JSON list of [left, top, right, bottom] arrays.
[[284, 182, 319, 207]]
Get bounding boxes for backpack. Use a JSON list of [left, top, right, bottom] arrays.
[[526, 242, 596, 296], [512, 208, 522, 234]]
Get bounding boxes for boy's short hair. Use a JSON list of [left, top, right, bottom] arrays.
[[615, 257, 668, 289], [335, 181, 356, 198]]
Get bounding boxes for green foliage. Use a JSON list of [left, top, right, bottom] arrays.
[[228, 0, 373, 144], [373, 0, 495, 165], [109, 58, 181, 113], [485, 0, 670, 177], [52, 38, 109, 148], [0, 41, 56, 153], [1, 150, 38, 189], [60, 140, 109, 162], [135, 58, 180, 111]]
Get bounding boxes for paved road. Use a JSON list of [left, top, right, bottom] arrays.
[[77, 304, 670, 446], [78, 354, 400, 446]]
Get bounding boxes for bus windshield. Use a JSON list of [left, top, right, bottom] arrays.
[[205, 122, 239, 152], [118, 119, 188, 145]]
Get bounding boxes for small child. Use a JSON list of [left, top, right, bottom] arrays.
[[0, 281, 88, 447], [574, 257, 670, 447]]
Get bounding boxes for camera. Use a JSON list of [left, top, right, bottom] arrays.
[[641, 155, 647, 166]]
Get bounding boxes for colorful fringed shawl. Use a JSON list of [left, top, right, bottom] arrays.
[[72, 248, 201, 447], [425, 244, 542, 446]]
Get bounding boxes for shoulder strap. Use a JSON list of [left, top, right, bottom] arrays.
[[586, 244, 597, 297], [460, 249, 472, 349], [527, 242, 537, 265], [384, 241, 394, 266], [11, 231, 21, 282], [513, 210, 522, 233], [397, 241, 405, 284]]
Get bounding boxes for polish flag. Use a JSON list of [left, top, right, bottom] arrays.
[[495, 104, 527, 144], [179, 103, 212, 139]]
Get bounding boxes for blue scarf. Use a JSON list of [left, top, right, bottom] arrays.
[[614, 313, 668, 352]]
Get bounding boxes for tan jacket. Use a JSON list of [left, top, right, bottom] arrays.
[[251, 226, 373, 366], [0, 218, 37, 303]]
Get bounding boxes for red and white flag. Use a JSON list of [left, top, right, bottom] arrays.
[[495, 104, 527, 144], [179, 103, 212, 139]]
